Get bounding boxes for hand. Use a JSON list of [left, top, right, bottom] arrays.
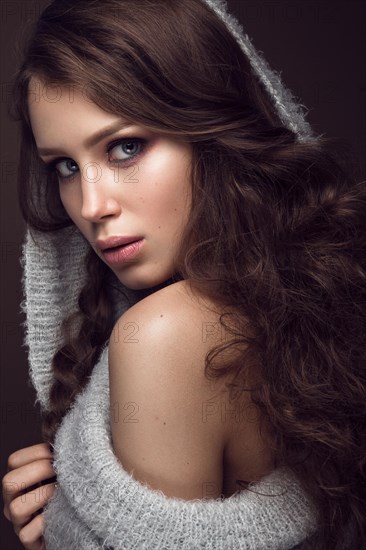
[[2, 443, 57, 550]]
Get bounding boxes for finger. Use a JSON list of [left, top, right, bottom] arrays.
[[3, 459, 55, 514], [18, 513, 45, 550], [8, 482, 57, 529], [7, 444, 53, 471]]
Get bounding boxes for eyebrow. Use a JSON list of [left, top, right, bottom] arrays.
[[38, 120, 133, 157]]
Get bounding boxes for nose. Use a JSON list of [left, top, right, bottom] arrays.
[[80, 164, 121, 222]]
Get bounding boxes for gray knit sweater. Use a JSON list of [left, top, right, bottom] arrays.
[[19, 1, 320, 548], [42, 344, 318, 550]]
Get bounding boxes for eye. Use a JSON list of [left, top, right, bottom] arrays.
[[43, 137, 147, 181], [108, 138, 147, 163], [47, 159, 79, 179]]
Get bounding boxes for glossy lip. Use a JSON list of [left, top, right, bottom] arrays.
[[96, 236, 143, 251], [101, 238, 144, 266]]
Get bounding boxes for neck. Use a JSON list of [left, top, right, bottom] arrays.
[[133, 272, 184, 302]]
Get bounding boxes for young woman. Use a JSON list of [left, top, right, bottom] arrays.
[[2, 0, 365, 548]]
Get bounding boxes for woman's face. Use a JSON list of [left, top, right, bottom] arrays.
[[28, 79, 192, 290]]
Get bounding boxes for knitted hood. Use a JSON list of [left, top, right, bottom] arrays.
[[19, 0, 315, 411]]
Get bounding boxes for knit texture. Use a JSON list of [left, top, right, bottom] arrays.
[[203, 0, 315, 140], [19, 226, 139, 410], [18, 0, 320, 548], [43, 344, 318, 550]]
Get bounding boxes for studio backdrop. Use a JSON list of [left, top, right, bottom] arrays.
[[1, 1, 365, 548]]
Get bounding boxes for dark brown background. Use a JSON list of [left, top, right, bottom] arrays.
[[1, 1, 365, 548]]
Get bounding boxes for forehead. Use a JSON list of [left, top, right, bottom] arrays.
[[27, 77, 126, 147]]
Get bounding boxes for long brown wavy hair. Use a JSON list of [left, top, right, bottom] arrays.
[[11, 0, 366, 547]]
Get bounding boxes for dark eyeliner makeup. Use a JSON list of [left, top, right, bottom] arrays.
[[107, 137, 147, 165], [42, 137, 148, 180]]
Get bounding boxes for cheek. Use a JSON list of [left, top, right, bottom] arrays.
[[142, 158, 192, 222], [59, 184, 78, 214], [59, 187, 84, 228], [143, 185, 190, 232], [59, 185, 70, 212]]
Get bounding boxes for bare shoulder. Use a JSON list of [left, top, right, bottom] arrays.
[[109, 278, 249, 412], [108, 280, 274, 499], [110, 279, 228, 380], [108, 280, 231, 500], [115, 278, 224, 317]]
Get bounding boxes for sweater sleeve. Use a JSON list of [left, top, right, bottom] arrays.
[[43, 345, 318, 550]]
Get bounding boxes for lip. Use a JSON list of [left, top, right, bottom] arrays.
[[96, 236, 144, 252], [100, 238, 144, 266]]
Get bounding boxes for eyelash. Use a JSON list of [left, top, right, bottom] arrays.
[[44, 137, 148, 181]]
